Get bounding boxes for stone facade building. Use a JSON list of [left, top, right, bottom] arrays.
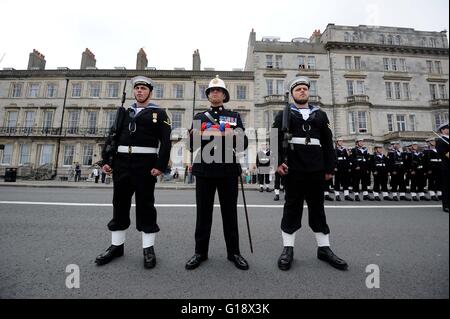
[[0, 49, 254, 178], [245, 24, 449, 148]]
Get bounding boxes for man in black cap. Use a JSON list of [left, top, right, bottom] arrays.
[[273, 76, 348, 271], [95, 76, 172, 269], [185, 75, 250, 270], [435, 123, 449, 212]]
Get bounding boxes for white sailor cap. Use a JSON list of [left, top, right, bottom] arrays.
[[289, 76, 311, 93], [131, 76, 154, 90]]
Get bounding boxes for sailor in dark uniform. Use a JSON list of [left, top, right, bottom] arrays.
[[435, 123, 449, 213], [409, 142, 426, 201], [256, 145, 272, 192], [334, 137, 353, 201], [371, 145, 390, 201], [403, 143, 413, 192], [388, 141, 410, 201], [350, 138, 372, 201], [96, 76, 172, 269], [185, 75, 250, 270], [273, 76, 348, 271], [423, 138, 441, 201]]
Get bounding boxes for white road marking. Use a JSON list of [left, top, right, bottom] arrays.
[[0, 201, 441, 209]]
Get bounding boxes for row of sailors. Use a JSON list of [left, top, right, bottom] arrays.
[[324, 138, 443, 201]]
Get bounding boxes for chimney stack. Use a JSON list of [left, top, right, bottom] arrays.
[[310, 29, 322, 43], [80, 48, 96, 69], [192, 49, 201, 71], [27, 49, 46, 70], [136, 48, 148, 70]]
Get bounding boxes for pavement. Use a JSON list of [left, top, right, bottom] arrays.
[[1, 185, 448, 301], [0, 178, 198, 190]]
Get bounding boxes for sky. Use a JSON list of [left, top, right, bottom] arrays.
[[1, 0, 448, 71]]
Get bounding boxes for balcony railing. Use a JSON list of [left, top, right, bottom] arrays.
[[0, 127, 110, 137], [347, 95, 370, 104], [264, 95, 286, 104], [430, 98, 449, 106], [309, 95, 322, 104]]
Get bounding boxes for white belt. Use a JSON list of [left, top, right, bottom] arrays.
[[430, 159, 441, 162], [118, 145, 158, 154], [289, 137, 321, 146], [376, 164, 385, 167], [338, 157, 346, 160]]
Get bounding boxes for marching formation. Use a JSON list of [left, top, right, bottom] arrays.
[[323, 134, 448, 204]]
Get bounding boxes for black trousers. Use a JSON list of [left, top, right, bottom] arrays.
[[194, 176, 240, 257], [441, 166, 449, 209], [410, 170, 426, 193], [427, 169, 442, 192], [390, 169, 406, 192], [324, 178, 333, 192], [334, 168, 349, 191], [352, 168, 370, 192], [258, 173, 270, 185], [281, 171, 330, 235], [274, 172, 284, 190], [373, 172, 388, 192], [108, 154, 159, 233]]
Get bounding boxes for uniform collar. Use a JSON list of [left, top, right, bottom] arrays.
[[290, 103, 319, 114], [131, 102, 158, 110], [210, 105, 224, 112]]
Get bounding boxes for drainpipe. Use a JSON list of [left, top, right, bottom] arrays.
[[52, 78, 69, 179]]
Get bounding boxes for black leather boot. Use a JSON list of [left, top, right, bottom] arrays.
[[317, 246, 348, 271], [185, 254, 208, 270], [227, 254, 249, 270], [274, 194, 280, 201], [95, 244, 124, 266], [345, 195, 354, 201], [278, 247, 294, 271], [335, 195, 341, 202], [143, 246, 156, 269]]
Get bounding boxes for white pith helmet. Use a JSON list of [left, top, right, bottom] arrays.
[[205, 75, 230, 103]]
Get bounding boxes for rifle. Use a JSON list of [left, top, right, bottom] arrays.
[[102, 79, 127, 167], [432, 131, 449, 145], [281, 91, 292, 166]]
